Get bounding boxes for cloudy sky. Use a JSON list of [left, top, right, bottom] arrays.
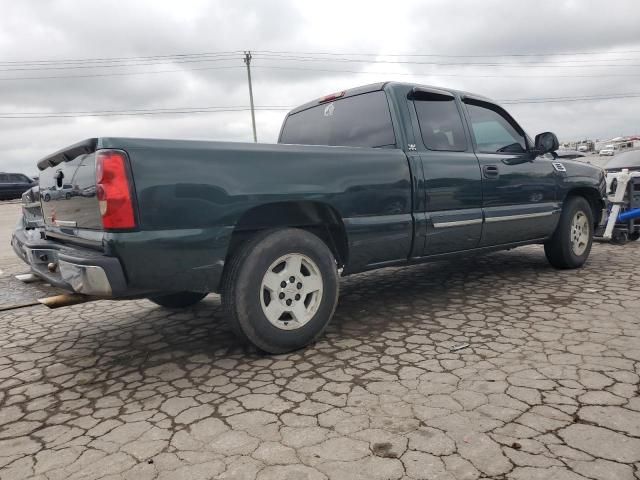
[[1, 0, 639, 175]]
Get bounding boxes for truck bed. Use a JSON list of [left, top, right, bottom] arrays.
[[32, 137, 415, 293]]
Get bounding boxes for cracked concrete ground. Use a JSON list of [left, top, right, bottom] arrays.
[[1, 203, 639, 479]]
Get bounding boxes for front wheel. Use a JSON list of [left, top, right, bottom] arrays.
[[222, 228, 339, 354], [544, 196, 594, 269], [148, 291, 207, 308]]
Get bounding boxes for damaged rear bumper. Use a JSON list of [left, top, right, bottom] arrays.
[[11, 223, 127, 297]]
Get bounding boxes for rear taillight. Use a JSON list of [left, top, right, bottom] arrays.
[[95, 149, 136, 230]]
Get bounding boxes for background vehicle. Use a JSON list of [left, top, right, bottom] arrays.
[[0, 172, 36, 200], [604, 149, 640, 173], [600, 145, 615, 156], [552, 149, 586, 161], [12, 82, 606, 353], [41, 184, 74, 202]]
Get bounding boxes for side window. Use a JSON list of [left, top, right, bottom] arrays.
[[12, 174, 31, 183], [465, 101, 527, 154], [0, 174, 8, 183], [7, 174, 26, 183], [280, 91, 396, 148], [413, 94, 467, 151]]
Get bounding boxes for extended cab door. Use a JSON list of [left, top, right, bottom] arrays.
[[407, 88, 484, 255], [462, 98, 560, 246]]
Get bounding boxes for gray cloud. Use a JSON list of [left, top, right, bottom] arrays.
[[1, 0, 640, 175]]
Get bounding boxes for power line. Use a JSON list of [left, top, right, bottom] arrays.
[[254, 48, 640, 58], [0, 65, 245, 81], [258, 51, 640, 64], [2, 47, 640, 122], [0, 51, 244, 66], [0, 105, 293, 115], [3, 47, 640, 67], [254, 53, 640, 68], [1, 93, 639, 120], [500, 93, 640, 104], [252, 64, 640, 79], [3, 52, 640, 73], [0, 106, 292, 119], [5, 61, 640, 82], [0, 55, 244, 72], [2, 51, 640, 82]]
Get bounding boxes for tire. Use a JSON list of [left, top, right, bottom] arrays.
[[544, 196, 594, 269], [221, 228, 339, 354], [612, 230, 629, 245], [148, 291, 207, 308], [43, 193, 51, 202]]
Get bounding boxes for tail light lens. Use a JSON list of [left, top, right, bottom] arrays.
[[95, 149, 136, 230], [319, 91, 345, 103]]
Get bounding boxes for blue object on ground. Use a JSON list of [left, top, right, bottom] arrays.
[[618, 208, 640, 222]]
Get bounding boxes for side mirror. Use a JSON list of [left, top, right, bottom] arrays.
[[534, 132, 559, 155]]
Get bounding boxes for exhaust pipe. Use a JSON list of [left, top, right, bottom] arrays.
[[38, 293, 95, 309]]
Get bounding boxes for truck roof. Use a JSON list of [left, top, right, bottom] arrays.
[[287, 81, 496, 115]]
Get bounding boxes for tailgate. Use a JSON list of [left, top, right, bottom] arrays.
[[38, 139, 102, 230]]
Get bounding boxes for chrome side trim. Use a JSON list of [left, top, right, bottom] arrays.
[[485, 211, 557, 223], [54, 220, 77, 227], [432, 218, 483, 228]]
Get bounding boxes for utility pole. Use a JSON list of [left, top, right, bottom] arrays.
[[243, 51, 257, 143]]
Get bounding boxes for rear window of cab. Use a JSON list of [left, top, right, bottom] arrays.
[[279, 91, 396, 148]]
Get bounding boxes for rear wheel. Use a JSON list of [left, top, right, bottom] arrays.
[[544, 196, 594, 269], [222, 228, 339, 354], [148, 291, 207, 308]]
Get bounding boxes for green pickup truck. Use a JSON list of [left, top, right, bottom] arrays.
[[12, 82, 606, 353]]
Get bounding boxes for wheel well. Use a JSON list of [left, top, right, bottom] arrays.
[[226, 201, 348, 268], [565, 187, 605, 226]]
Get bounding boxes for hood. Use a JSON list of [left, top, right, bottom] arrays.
[[554, 158, 606, 198], [558, 158, 605, 178]]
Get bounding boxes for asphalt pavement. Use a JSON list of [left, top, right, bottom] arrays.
[[0, 200, 639, 480]]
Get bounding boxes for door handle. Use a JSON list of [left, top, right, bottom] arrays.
[[483, 165, 499, 178]]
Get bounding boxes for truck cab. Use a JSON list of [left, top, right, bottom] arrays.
[[279, 82, 604, 261]]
